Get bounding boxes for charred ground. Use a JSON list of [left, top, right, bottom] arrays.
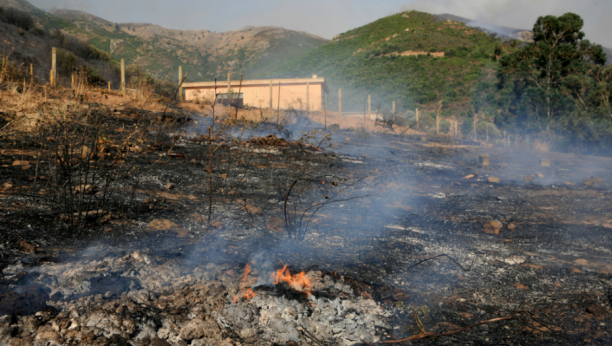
[[0, 87, 611, 345]]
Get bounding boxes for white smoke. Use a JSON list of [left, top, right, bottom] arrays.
[[401, 0, 612, 47]]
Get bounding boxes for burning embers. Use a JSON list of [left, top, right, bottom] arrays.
[[234, 262, 256, 303], [234, 261, 315, 303], [272, 264, 313, 295]]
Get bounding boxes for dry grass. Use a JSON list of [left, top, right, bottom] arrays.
[[126, 81, 157, 110], [0, 47, 21, 84]]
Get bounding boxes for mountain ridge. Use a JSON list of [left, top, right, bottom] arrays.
[[0, 0, 328, 82]]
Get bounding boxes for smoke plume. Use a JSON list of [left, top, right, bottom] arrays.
[[401, 0, 612, 47]]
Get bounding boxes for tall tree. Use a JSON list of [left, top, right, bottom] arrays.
[[499, 13, 606, 123]]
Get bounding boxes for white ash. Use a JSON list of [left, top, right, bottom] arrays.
[[0, 251, 390, 345]]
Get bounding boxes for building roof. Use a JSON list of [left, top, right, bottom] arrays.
[[183, 76, 328, 93]]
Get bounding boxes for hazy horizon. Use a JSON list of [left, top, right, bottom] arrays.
[[28, 0, 612, 47]]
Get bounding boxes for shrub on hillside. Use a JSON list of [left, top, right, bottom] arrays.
[[476, 120, 501, 138], [82, 65, 106, 86], [0, 8, 35, 31], [56, 49, 77, 75], [0, 55, 23, 83], [439, 119, 451, 133], [395, 110, 416, 127], [30, 26, 45, 37], [50, 29, 112, 62], [461, 119, 474, 136]]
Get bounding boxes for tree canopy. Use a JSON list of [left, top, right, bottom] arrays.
[[498, 13, 607, 126]]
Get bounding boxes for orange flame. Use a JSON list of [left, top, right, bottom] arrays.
[[233, 262, 256, 303], [271, 265, 313, 295], [234, 262, 316, 303]]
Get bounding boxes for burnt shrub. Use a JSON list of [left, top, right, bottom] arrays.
[[0, 8, 35, 31], [0, 55, 23, 83], [30, 26, 46, 37], [56, 49, 77, 75], [83, 65, 105, 86]]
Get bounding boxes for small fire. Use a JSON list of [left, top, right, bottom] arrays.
[[233, 262, 256, 303], [233, 262, 315, 303], [272, 265, 313, 295]]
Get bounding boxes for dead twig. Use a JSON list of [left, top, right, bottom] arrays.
[[299, 326, 328, 346], [406, 254, 474, 272], [381, 316, 515, 343], [514, 310, 563, 337]]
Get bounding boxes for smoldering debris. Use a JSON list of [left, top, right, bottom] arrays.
[[0, 251, 391, 345]]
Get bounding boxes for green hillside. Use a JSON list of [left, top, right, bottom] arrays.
[[262, 11, 511, 116]]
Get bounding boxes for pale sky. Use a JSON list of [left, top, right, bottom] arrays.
[[29, 0, 612, 46]]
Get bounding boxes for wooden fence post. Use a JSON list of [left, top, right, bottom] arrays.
[[178, 66, 183, 102], [306, 82, 309, 111], [324, 92, 327, 129], [121, 58, 125, 95], [227, 72, 231, 105], [416, 108, 419, 130], [277, 81, 281, 124], [51, 47, 57, 87], [269, 80, 273, 110]]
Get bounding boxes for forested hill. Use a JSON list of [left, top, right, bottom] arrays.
[[259, 11, 510, 115]]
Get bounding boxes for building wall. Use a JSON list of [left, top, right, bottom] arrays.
[[185, 81, 325, 111]]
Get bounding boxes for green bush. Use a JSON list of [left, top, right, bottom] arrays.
[[439, 119, 451, 133], [476, 120, 501, 138], [461, 119, 474, 136], [418, 112, 436, 132]]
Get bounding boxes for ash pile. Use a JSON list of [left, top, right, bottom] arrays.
[[0, 250, 391, 345]]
